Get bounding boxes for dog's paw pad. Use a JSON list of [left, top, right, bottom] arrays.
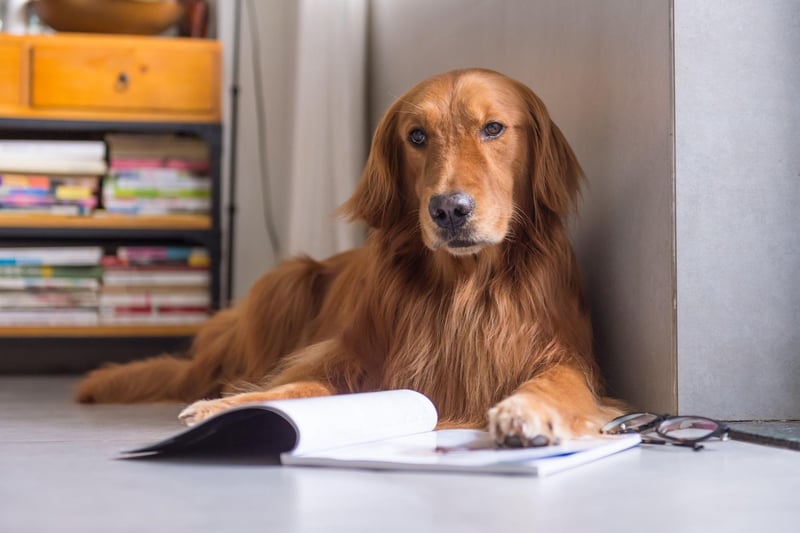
[[487, 395, 565, 448]]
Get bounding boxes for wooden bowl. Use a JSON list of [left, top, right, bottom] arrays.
[[35, 0, 184, 35]]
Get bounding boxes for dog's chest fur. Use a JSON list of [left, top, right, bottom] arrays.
[[373, 251, 547, 425]]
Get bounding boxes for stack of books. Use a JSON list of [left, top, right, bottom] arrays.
[[100, 246, 211, 325], [0, 246, 103, 326], [103, 135, 211, 215], [0, 140, 106, 216]]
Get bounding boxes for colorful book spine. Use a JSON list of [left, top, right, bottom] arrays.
[[0, 310, 98, 326], [101, 271, 210, 287], [112, 168, 207, 180], [0, 278, 100, 290], [0, 174, 100, 188], [109, 159, 210, 173], [115, 247, 209, 266], [0, 291, 99, 308], [100, 305, 208, 315], [0, 247, 103, 266], [102, 197, 211, 215], [99, 314, 206, 325], [0, 205, 93, 216], [0, 140, 106, 160], [0, 265, 103, 278], [99, 291, 209, 307], [105, 186, 210, 199], [0, 159, 108, 176], [0, 174, 99, 216]]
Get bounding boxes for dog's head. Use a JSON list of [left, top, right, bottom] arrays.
[[343, 69, 583, 256]]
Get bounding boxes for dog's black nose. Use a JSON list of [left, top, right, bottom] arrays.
[[428, 192, 475, 229]]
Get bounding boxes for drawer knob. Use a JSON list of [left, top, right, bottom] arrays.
[[114, 72, 130, 92]]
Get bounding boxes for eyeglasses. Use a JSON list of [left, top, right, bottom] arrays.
[[601, 413, 730, 451]]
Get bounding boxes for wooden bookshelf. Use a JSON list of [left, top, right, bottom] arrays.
[[0, 33, 222, 369], [0, 324, 201, 338], [0, 212, 211, 230]]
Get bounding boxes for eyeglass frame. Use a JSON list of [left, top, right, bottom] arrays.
[[602, 413, 730, 451]]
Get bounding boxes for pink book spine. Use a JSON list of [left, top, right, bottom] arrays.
[[110, 159, 210, 172]]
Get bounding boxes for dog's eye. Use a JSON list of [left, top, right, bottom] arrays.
[[408, 128, 427, 146], [482, 122, 505, 139]]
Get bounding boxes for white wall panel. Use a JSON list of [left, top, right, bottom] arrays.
[[675, 0, 800, 418]]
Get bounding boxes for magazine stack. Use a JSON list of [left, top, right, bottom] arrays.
[[103, 135, 211, 215], [0, 140, 106, 216], [0, 246, 103, 326], [99, 246, 211, 325]]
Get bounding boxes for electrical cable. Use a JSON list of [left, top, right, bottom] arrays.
[[224, 0, 242, 304]]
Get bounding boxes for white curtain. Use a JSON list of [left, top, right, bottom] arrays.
[[286, 0, 368, 258]]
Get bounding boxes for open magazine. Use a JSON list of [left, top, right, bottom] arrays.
[[124, 390, 640, 476]]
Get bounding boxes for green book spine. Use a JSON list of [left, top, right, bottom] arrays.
[[0, 265, 103, 279]]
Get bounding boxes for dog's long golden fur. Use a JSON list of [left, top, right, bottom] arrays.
[[77, 69, 621, 446]]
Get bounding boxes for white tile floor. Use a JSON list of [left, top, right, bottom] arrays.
[[1, 376, 798, 533]]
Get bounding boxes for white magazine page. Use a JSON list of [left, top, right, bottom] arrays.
[[285, 429, 640, 476], [270, 389, 438, 455]]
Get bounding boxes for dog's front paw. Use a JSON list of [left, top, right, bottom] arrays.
[[487, 395, 566, 448], [178, 398, 234, 426]]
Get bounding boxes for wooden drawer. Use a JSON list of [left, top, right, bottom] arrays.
[[0, 42, 22, 107], [30, 40, 216, 114]]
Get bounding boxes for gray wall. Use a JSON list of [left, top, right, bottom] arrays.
[[370, 0, 676, 412], [675, 0, 800, 419]]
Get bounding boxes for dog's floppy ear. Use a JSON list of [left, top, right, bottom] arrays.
[[340, 100, 403, 229], [515, 81, 584, 218]]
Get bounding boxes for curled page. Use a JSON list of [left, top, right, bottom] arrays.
[[124, 389, 438, 457]]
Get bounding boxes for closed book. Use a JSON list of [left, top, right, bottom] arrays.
[[99, 285, 209, 293], [55, 185, 97, 201], [99, 305, 154, 316], [99, 314, 207, 325], [0, 247, 103, 266], [111, 168, 208, 181], [0, 158, 108, 176], [99, 305, 208, 318], [0, 291, 98, 308], [0, 278, 100, 290], [105, 185, 210, 199], [0, 204, 92, 216], [0, 140, 106, 160], [102, 257, 208, 271], [102, 197, 211, 215], [0, 265, 103, 279], [0, 191, 52, 202], [108, 159, 210, 173], [99, 290, 209, 307], [0, 174, 100, 189], [0, 174, 50, 191], [102, 271, 210, 287], [105, 134, 208, 160], [115, 247, 209, 267], [155, 305, 209, 315], [0, 199, 96, 215], [0, 309, 98, 326]]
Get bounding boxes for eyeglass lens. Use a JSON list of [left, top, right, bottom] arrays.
[[602, 413, 661, 434], [658, 416, 720, 441]]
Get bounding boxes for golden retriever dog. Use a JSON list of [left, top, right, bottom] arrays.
[[77, 68, 622, 447]]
